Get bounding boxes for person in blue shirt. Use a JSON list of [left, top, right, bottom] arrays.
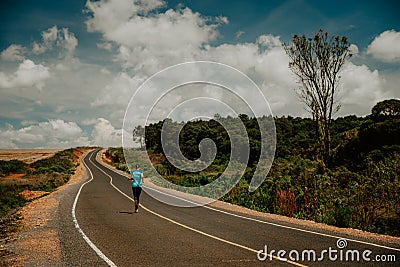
[[129, 164, 144, 213]]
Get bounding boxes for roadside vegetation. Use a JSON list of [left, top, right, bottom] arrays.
[[106, 99, 400, 237], [0, 147, 90, 238]]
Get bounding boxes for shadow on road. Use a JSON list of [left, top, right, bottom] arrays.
[[119, 211, 134, 215]]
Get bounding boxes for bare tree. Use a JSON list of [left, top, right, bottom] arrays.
[[133, 125, 145, 150], [283, 29, 351, 167]]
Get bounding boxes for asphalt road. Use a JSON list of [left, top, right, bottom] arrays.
[[63, 149, 399, 266]]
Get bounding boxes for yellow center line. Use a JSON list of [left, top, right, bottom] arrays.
[[89, 154, 307, 267]]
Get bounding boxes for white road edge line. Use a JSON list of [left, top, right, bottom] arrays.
[[147, 185, 400, 252], [96, 151, 400, 253], [72, 150, 117, 267], [90, 152, 306, 267]]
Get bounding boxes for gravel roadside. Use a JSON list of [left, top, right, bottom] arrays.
[[0, 149, 95, 266]]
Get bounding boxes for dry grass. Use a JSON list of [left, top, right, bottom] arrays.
[[0, 149, 61, 164]]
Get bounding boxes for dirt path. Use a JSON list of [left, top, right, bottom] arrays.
[[0, 149, 91, 266]]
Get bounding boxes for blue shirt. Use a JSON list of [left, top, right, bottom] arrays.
[[131, 169, 143, 187]]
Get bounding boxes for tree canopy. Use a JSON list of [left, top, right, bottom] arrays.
[[371, 99, 400, 120]]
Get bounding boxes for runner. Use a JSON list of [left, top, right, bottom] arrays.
[[129, 164, 144, 213]]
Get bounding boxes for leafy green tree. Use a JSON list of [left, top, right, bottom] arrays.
[[283, 29, 352, 167], [371, 99, 400, 120]]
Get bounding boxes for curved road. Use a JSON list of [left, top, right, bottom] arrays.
[[62, 149, 399, 266]]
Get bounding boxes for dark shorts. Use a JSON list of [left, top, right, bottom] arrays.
[[132, 187, 142, 201]]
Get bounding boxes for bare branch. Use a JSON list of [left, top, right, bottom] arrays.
[[283, 29, 351, 166]]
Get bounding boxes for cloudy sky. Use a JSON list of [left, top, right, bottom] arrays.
[[0, 0, 399, 148]]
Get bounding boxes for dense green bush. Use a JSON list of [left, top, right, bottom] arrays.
[[105, 147, 125, 164], [31, 157, 72, 172], [0, 160, 28, 177], [0, 184, 26, 217], [116, 163, 129, 173]]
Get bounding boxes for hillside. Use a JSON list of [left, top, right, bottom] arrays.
[[0, 147, 92, 239]]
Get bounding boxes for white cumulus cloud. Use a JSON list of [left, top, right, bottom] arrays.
[[97, 42, 113, 51], [1, 44, 27, 61], [338, 62, 386, 116], [0, 119, 89, 148], [85, 0, 227, 74], [32, 25, 59, 54], [366, 30, 400, 62], [32, 25, 78, 59], [349, 44, 359, 56], [0, 59, 50, 90], [91, 118, 122, 147]]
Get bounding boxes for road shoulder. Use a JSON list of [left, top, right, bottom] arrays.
[[1, 149, 91, 266]]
